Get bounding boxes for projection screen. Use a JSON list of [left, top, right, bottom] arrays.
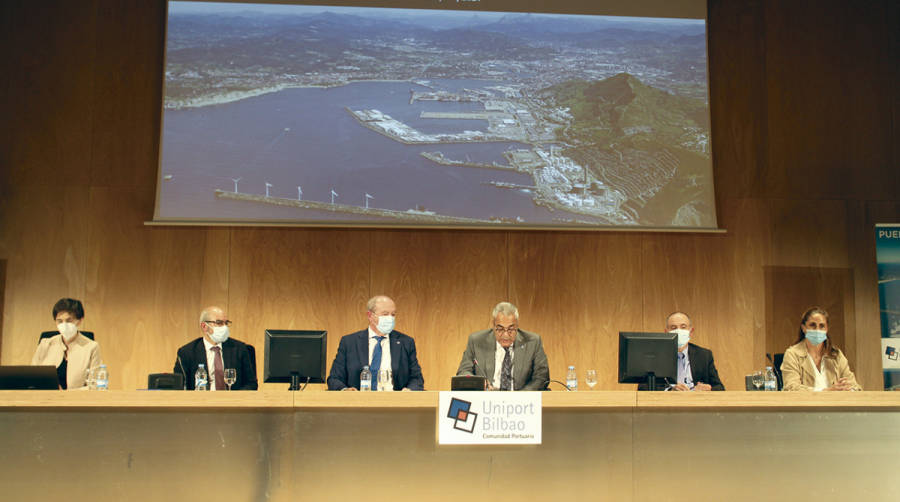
[[154, 0, 717, 230]]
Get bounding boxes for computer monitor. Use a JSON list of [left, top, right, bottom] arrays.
[[263, 329, 327, 390], [618, 332, 678, 391], [0, 365, 59, 390]]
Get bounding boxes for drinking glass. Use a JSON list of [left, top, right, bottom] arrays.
[[83, 367, 97, 390], [378, 369, 392, 391], [585, 369, 598, 389], [751, 371, 764, 391], [224, 368, 237, 390]]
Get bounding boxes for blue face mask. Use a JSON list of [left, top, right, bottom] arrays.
[[376, 315, 394, 335], [805, 329, 827, 345]]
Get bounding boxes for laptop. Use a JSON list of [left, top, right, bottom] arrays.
[[0, 365, 59, 390]]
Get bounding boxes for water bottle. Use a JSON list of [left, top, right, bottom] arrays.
[[764, 366, 777, 391], [195, 363, 209, 391], [360, 365, 372, 391], [95, 364, 109, 391], [566, 365, 577, 391]]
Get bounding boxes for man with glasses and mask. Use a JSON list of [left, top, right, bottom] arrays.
[[173, 306, 258, 390], [327, 295, 424, 391], [456, 302, 549, 391], [647, 311, 723, 391]]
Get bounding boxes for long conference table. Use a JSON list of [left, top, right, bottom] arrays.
[[2, 390, 899, 501]]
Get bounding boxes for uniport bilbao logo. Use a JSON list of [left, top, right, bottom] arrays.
[[438, 392, 542, 445], [447, 397, 478, 433]]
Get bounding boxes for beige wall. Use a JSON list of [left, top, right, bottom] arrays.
[[1, 0, 897, 391]]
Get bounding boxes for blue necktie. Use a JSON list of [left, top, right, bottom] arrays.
[[370, 336, 385, 390]]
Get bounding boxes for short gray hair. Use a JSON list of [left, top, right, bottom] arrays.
[[367, 295, 392, 312], [665, 311, 692, 328], [492, 302, 519, 321]]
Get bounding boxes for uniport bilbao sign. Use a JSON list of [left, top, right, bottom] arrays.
[[438, 392, 541, 445]]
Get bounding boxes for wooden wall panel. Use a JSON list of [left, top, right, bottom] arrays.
[[84, 187, 208, 389], [640, 232, 753, 390], [369, 230, 508, 390], [0, 187, 90, 366], [227, 228, 370, 390], [706, 0, 767, 201], [0, 259, 6, 356], [89, 0, 164, 189], [4, 0, 97, 189], [198, 228, 231, 309], [0, 0, 897, 396], [763, 0, 896, 200], [768, 199, 850, 268], [508, 232, 643, 389], [717, 198, 773, 372]]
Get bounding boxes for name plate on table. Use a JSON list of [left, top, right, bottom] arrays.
[[438, 391, 541, 445]]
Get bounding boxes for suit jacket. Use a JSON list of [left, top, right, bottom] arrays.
[[327, 329, 424, 390], [456, 329, 550, 391], [781, 341, 861, 391], [638, 343, 725, 391], [32, 333, 102, 390], [174, 337, 258, 390]]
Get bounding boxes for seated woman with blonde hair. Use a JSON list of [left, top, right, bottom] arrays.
[[781, 307, 861, 391], [32, 298, 102, 390]]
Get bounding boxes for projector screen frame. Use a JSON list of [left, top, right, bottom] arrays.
[[153, 0, 721, 232]]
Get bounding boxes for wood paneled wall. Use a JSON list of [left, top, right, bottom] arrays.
[[1, 0, 897, 391]]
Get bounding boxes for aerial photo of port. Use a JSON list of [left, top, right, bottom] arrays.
[[158, 2, 715, 228]]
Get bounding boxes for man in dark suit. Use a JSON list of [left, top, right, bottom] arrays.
[[663, 311, 724, 391], [456, 302, 550, 391], [174, 306, 258, 390], [327, 295, 424, 391]]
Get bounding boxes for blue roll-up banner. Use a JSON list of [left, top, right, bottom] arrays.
[[876, 224, 900, 390]]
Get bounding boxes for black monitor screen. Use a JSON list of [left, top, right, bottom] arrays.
[[264, 329, 327, 386], [618, 331, 677, 390], [0, 365, 59, 390]]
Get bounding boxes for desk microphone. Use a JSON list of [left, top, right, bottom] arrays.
[[177, 356, 188, 390], [549, 379, 573, 391]]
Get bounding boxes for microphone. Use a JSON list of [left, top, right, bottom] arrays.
[[470, 359, 489, 390], [177, 356, 188, 390], [549, 379, 573, 391]]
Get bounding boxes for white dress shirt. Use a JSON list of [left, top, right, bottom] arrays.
[[809, 355, 828, 392], [492, 341, 514, 391], [202, 337, 224, 391], [367, 327, 392, 388]]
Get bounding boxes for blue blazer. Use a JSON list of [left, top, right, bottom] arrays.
[[327, 329, 424, 390]]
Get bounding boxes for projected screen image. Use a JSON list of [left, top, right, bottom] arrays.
[[157, 1, 715, 229]]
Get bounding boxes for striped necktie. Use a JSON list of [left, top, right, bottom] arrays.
[[500, 347, 512, 391]]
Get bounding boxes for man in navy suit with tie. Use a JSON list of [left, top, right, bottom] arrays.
[[327, 295, 425, 391]]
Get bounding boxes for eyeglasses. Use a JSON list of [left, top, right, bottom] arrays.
[[493, 325, 518, 335], [204, 320, 232, 327]]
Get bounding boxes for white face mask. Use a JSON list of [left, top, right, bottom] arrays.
[[670, 329, 691, 348], [376, 315, 395, 335], [58, 322, 79, 342], [209, 325, 230, 344]]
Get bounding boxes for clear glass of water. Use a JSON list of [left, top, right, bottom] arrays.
[[224, 368, 237, 390], [83, 367, 96, 390], [585, 369, 598, 389], [378, 369, 392, 391], [751, 371, 764, 390]]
